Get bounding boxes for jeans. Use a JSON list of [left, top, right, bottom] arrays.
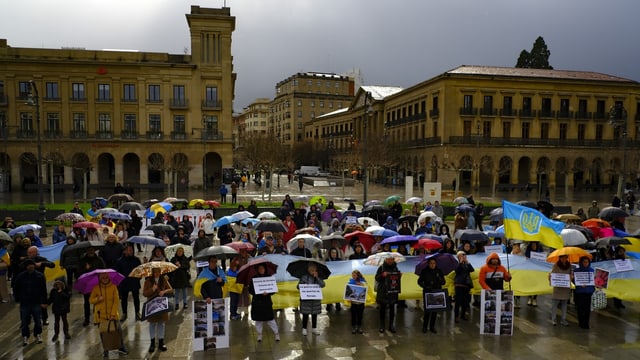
[[551, 298, 568, 324], [174, 287, 188, 305], [20, 304, 42, 337], [229, 292, 239, 316], [149, 322, 166, 339]]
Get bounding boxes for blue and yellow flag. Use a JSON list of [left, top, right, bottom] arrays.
[[502, 200, 564, 249], [38, 241, 67, 281]]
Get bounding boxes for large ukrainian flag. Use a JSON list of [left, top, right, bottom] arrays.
[[39, 241, 67, 281], [502, 200, 565, 249]]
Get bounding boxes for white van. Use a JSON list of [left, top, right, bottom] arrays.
[[299, 166, 324, 176]]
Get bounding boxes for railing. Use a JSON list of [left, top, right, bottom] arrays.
[[575, 111, 592, 121], [69, 130, 88, 139], [594, 112, 607, 121], [538, 109, 554, 118], [169, 99, 189, 109], [121, 98, 138, 103], [459, 107, 477, 116], [202, 131, 223, 140], [500, 108, 516, 117], [171, 131, 186, 140], [386, 112, 427, 127], [519, 109, 535, 118], [120, 131, 138, 140], [146, 98, 163, 104], [449, 136, 624, 147], [95, 97, 113, 103], [69, 96, 87, 102], [480, 107, 497, 116], [43, 130, 62, 139], [557, 110, 573, 119], [16, 129, 35, 138], [95, 131, 113, 139], [429, 108, 439, 118], [202, 100, 221, 110], [43, 97, 61, 102], [146, 131, 164, 140], [0, 95, 7, 106]]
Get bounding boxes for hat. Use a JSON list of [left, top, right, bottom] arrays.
[[22, 259, 36, 267]]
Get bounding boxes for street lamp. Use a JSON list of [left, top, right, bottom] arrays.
[[609, 103, 628, 199], [26, 81, 48, 237], [475, 121, 481, 192], [362, 91, 372, 204]]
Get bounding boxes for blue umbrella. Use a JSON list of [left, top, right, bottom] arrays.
[[93, 197, 108, 208], [102, 212, 132, 221], [213, 215, 236, 228], [242, 218, 260, 226], [127, 235, 167, 248], [368, 228, 399, 238], [8, 224, 41, 237], [380, 235, 418, 245], [455, 204, 475, 213]]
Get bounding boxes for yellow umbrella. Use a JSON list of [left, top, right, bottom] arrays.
[[189, 198, 205, 207], [547, 247, 592, 264]]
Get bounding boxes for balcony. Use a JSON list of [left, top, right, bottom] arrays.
[[500, 108, 516, 117], [43, 97, 61, 102], [69, 130, 88, 139], [96, 131, 113, 139], [120, 131, 138, 140], [429, 108, 439, 118], [146, 131, 164, 140], [385, 112, 427, 128], [480, 107, 497, 116], [169, 99, 189, 109], [0, 95, 7, 106], [146, 98, 163, 104], [459, 107, 477, 116], [575, 111, 592, 121], [449, 136, 621, 148], [0, 128, 7, 138], [69, 96, 87, 103], [398, 136, 442, 148], [557, 110, 573, 119], [594, 112, 607, 121], [121, 98, 138, 104], [171, 131, 186, 140], [519, 109, 535, 118], [16, 129, 35, 138], [202, 100, 221, 110], [95, 97, 113, 103], [43, 130, 63, 139], [202, 130, 223, 141], [538, 109, 555, 118]]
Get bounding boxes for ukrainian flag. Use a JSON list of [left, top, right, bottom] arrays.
[[38, 241, 67, 281], [502, 200, 565, 249]]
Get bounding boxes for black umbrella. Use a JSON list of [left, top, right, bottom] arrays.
[[194, 245, 239, 261], [598, 207, 629, 222], [61, 240, 105, 257], [142, 199, 159, 208], [255, 220, 287, 233], [286, 257, 331, 279], [516, 200, 537, 209], [565, 224, 596, 243], [145, 224, 175, 233], [454, 229, 490, 243], [595, 236, 632, 248], [398, 215, 418, 226], [119, 202, 145, 212], [321, 233, 347, 249], [489, 207, 503, 222], [414, 253, 459, 275], [362, 204, 387, 213]]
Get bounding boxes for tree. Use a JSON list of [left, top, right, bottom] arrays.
[[515, 36, 553, 69]]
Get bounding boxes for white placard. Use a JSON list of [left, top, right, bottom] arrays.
[[550, 273, 571, 288], [574, 271, 594, 286], [529, 252, 548, 262], [299, 284, 323, 300], [484, 245, 504, 254], [613, 259, 634, 272], [196, 260, 209, 268], [252, 276, 278, 294]]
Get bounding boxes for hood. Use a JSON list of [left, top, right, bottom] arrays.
[[578, 256, 591, 268], [386, 216, 394, 223], [485, 252, 501, 265]]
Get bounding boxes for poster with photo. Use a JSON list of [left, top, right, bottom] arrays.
[[480, 290, 513, 336], [594, 268, 609, 289], [424, 289, 449, 312], [192, 298, 229, 352], [344, 284, 367, 303]]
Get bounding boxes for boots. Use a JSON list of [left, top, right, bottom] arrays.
[[158, 338, 167, 352], [149, 338, 156, 353], [532, 298, 538, 307]]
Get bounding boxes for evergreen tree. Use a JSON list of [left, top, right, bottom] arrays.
[[515, 36, 553, 69]]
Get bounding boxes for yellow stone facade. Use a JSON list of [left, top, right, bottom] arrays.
[[0, 6, 235, 193]]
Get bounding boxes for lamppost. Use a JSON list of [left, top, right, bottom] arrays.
[[475, 120, 481, 192], [609, 103, 628, 199], [362, 91, 372, 204], [26, 81, 47, 237]]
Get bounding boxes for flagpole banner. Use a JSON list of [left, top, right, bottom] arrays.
[[192, 298, 229, 352], [502, 200, 565, 249]]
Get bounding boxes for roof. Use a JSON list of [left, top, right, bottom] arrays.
[[361, 85, 404, 100], [446, 65, 637, 83]]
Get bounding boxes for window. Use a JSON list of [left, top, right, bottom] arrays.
[[72, 113, 86, 131], [45, 82, 59, 100], [502, 122, 511, 138], [578, 99, 588, 118], [72, 83, 85, 100], [18, 81, 30, 99], [595, 124, 603, 141], [503, 96, 512, 110], [0, 81, 4, 97], [541, 98, 552, 117], [20, 112, 33, 130], [297, 111, 302, 118], [559, 123, 568, 140], [432, 96, 438, 110], [521, 122, 530, 139], [297, 100, 302, 107], [559, 98, 570, 116], [173, 115, 185, 132], [310, 111, 315, 118], [123, 84, 136, 101], [596, 100, 605, 118], [310, 101, 315, 108], [463, 95, 473, 109], [47, 113, 60, 131], [123, 114, 137, 132], [148, 85, 161, 102], [482, 121, 491, 137], [173, 85, 185, 102], [205, 86, 217, 107], [320, 101, 324, 108], [432, 122, 438, 137], [522, 97, 532, 111], [297, 121, 303, 129], [463, 121, 472, 136], [540, 123, 549, 139], [329, 102, 333, 109], [98, 113, 112, 131], [149, 114, 161, 132], [97, 84, 111, 101], [577, 124, 585, 140], [204, 115, 218, 133], [483, 95, 493, 113]]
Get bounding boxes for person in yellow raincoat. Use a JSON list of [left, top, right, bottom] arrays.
[[90, 272, 127, 357]]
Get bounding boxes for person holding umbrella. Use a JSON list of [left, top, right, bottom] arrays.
[[453, 251, 474, 322], [376, 256, 402, 334], [142, 266, 173, 353], [418, 257, 446, 333], [60, 236, 80, 288], [291, 237, 312, 258], [90, 271, 128, 356], [79, 247, 106, 327], [249, 263, 280, 342], [297, 263, 325, 336], [199, 255, 227, 302], [114, 243, 142, 322]]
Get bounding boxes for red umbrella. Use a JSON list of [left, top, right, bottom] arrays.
[[205, 200, 221, 208], [73, 221, 101, 229], [412, 238, 443, 251], [226, 242, 256, 252], [236, 258, 278, 285], [344, 231, 376, 252]]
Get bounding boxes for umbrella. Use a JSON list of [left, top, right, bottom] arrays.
[[344, 231, 376, 251], [456, 204, 475, 214], [8, 224, 41, 237], [256, 211, 277, 220], [565, 224, 596, 243], [226, 241, 256, 252], [384, 195, 401, 205], [145, 223, 174, 233], [164, 243, 194, 260], [547, 246, 592, 263], [380, 235, 417, 245], [489, 207, 503, 222], [412, 238, 443, 251], [286, 258, 331, 279], [255, 220, 287, 233], [73, 221, 101, 230], [108, 193, 134, 203], [93, 197, 108, 208], [237, 258, 278, 285], [582, 219, 610, 228], [321, 234, 347, 249], [194, 245, 239, 261], [453, 196, 469, 204], [231, 211, 255, 221], [321, 209, 343, 224], [417, 233, 446, 243], [129, 261, 178, 278], [308, 196, 327, 208], [162, 197, 178, 203], [454, 229, 490, 243], [102, 212, 132, 221], [363, 252, 406, 266], [61, 240, 105, 257], [595, 236, 632, 248], [95, 208, 118, 215], [362, 204, 387, 213], [142, 199, 159, 208], [368, 228, 399, 238], [242, 218, 261, 226], [555, 214, 582, 222], [364, 200, 381, 207], [189, 198, 206, 207], [0, 231, 12, 244], [357, 217, 380, 227], [213, 216, 236, 228], [55, 213, 86, 222], [147, 202, 172, 217], [405, 197, 423, 204], [204, 200, 221, 208], [287, 234, 322, 253], [418, 211, 439, 224], [415, 253, 459, 275], [127, 235, 167, 248], [398, 215, 418, 225], [598, 207, 629, 221], [560, 228, 588, 246], [516, 200, 537, 209], [537, 200, 554, 213], [73, 268, 125, 294], [171, 198, 189, 207], [119, 202, 145, 212], [295, 227, 318, 235]]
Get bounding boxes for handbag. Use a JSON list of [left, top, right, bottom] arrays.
[[99, 320, 122, 351], [142, 296, 170, 320], [591, 289, 607, 311]]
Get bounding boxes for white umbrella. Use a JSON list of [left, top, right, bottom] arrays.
[[96, 207, 118, 215], [256, 211, 277, 220], [418, 211, 440, 224], [560, 228, 588, 247], [453, 197, 469, 204], [364, 225, 385, 234], [357, 217, 379, 227], [231, 211, 254, 221], [287, 234, 322, 252], [405, 197, 423, 204], [164, 243, 194, 261]]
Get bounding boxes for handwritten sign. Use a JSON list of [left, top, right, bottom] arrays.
[[613, 259, 634, 273], [529, 252, 548, 262], [484, 245, 504, 254], [550, 273, 571, 288], [573, 271, 594, 286], [299, 284, 323, 300], [252, 276, 278, 294]]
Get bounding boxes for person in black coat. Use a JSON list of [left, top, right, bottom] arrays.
[[169, 247, 191, 310], [290, 238, 312, 258], [100, 234, 124, 269], [48, 279, 71, 341], [13, 259, 48, 345], [249, 263, 279, 342], [114, 243, 142, 321], [375, 256, 402, 333], [453, 251, 474, 322], [418, 257, 446, 333], [130, 211, 143, 252]]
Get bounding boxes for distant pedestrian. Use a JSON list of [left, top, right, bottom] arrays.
[[298, 176, 304, 192], [48, 279, 71, 342], [231, 181, 238, 204], [219, 184, 228, 204]]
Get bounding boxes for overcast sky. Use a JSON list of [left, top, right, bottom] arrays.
[[1, 0, 639, 112]]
